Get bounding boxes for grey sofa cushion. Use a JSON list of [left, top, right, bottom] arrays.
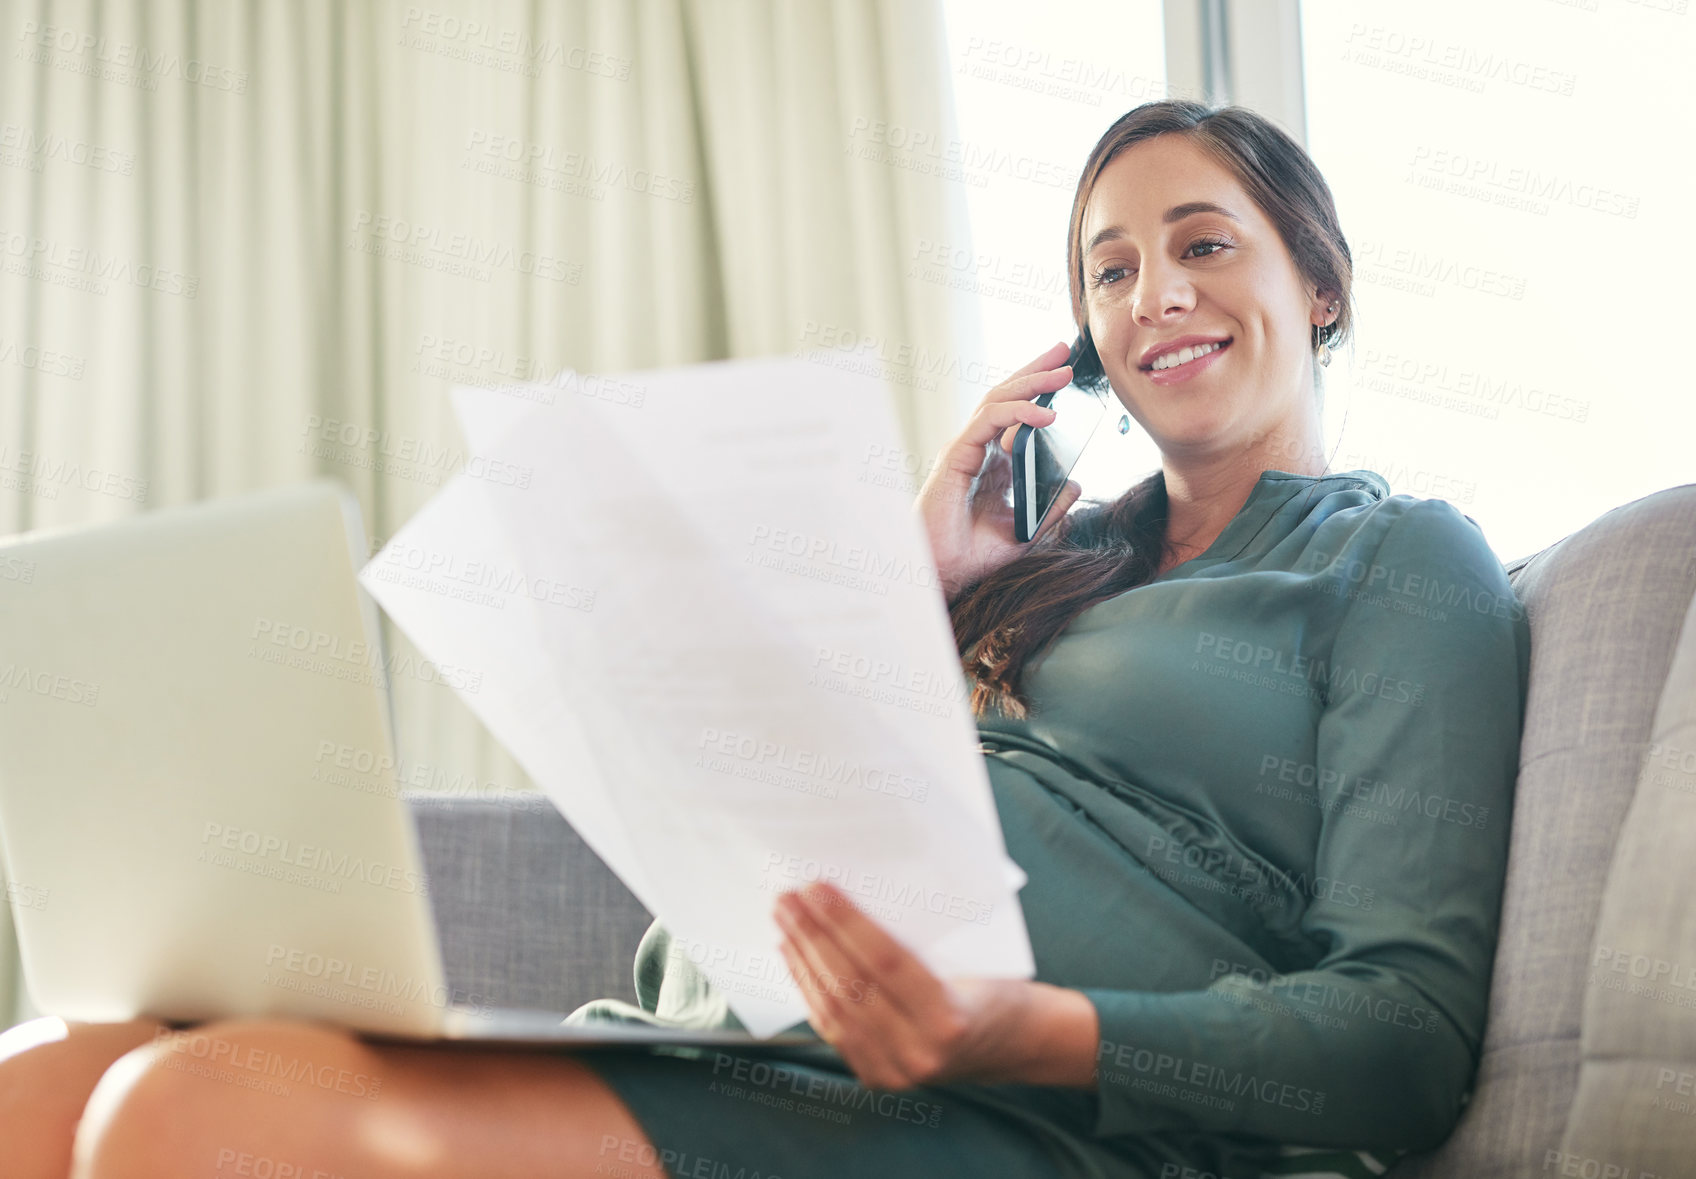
[[1561, 566, 1696, 1172], [1392, 485, 1696, 1177], [405, 793, 653, 1015]]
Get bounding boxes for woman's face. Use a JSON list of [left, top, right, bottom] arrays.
[[1079, 133, 1333, 465]]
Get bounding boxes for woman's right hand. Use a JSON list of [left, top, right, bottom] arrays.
[[915, 341, 1084, 603]]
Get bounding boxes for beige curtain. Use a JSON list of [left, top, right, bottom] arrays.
[[0, 0, 972, 1030]]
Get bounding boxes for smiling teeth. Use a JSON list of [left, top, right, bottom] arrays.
[[1152, 341, 1225, 371]]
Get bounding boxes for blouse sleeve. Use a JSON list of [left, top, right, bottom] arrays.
[[1077, 498, 1531, 1151]]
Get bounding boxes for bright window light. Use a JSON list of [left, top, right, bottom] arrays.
[[1303, 0, 1696, 560], [939, 0, 1168, 499]]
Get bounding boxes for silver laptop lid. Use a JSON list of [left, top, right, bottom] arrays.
[[0, 480, 453, 1035]]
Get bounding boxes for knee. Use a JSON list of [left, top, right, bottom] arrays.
[[0, 1017, 169, 1179], [71, 1017, 374, 1179]]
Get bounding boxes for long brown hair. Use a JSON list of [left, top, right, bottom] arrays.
[[952, 100, 1355, 721]]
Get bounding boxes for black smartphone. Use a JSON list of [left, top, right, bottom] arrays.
[[1011, 381, 1111, 543]]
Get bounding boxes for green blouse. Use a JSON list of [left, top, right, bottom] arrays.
[[572, 468, 1531, 1178]]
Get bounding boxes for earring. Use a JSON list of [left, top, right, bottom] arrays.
[[1316, 300, 1338, 368]]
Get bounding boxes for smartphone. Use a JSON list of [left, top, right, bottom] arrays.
[[1011, 381, 1111, 542]]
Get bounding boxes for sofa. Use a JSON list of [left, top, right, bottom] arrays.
[[406, 482, 1696, 1177]]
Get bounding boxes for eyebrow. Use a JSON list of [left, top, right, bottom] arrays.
[[1085, 202, 1241, 255]]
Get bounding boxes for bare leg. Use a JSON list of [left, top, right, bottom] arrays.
[[71, 1016, 669, 1179], [0, 1017, 170, 1179]]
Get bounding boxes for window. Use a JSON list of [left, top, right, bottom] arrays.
[[945, 0, 1694, 559], [940, 0, 1168, 494]]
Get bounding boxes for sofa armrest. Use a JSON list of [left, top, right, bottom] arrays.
[[404, 792, 654, 1016]]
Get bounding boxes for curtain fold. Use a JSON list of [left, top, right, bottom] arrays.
[[0, 0, 970, 1030]]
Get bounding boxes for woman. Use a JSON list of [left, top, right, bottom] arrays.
[[0, 100, 1529, 1179]]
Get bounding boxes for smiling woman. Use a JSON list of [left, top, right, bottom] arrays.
[[554, 100, 1529, 1179], [953, 101, 1356, 718]]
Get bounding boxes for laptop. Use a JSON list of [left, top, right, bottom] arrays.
[[0, 480, 815, 1052]]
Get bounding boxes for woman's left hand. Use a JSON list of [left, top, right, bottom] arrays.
[[772, 881, 1038, 1090]]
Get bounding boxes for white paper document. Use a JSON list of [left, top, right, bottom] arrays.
[[358, 355, 1034, 1036]]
